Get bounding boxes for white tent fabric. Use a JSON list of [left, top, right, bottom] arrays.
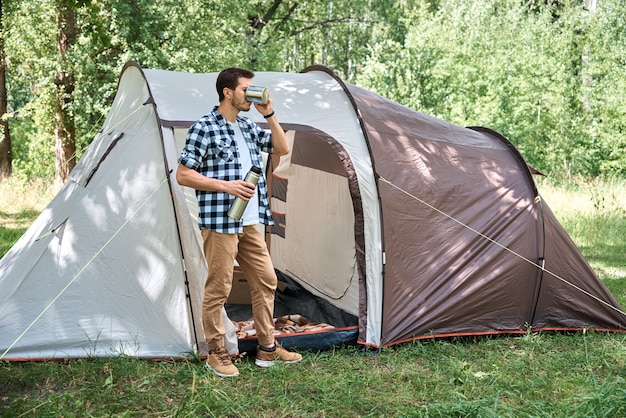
[[0, 83, 198, 359], [0, 63, 379, 360], [144, 67, 382, 344]]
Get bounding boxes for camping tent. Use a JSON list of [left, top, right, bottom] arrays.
[[1, 62, 625, 360]]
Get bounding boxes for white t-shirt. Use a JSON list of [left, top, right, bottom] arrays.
[[230, 121, 260, 226]]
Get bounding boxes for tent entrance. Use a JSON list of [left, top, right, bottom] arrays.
[[226, 270, 358, 351], [267, 129, 360, 317], [224, 128, 362, 349]]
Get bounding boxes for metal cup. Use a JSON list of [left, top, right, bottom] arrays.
[[245, 86, 270, 104]]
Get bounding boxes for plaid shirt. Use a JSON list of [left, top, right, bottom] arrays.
[[178, 106, 274, 234]]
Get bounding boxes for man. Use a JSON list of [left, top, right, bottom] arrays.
[[176, 68, 302, 377]]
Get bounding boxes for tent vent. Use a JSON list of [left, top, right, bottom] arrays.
[[84, 133, 125, 186], [35, 218, 69, 242]]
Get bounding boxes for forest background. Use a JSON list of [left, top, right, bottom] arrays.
[[0, 0, 624, 188], [1, 2, 625, 414]]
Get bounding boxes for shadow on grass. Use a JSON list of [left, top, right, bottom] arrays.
[[0, 209, 40, 258], [1, 208, 41, 218]]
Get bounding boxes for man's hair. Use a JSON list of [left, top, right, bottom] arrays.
[[216, 68, 255, 101]]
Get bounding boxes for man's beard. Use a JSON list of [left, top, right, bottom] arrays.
[[232, 97, 252, 112]]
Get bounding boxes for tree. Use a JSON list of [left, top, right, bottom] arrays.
[[53, 0, 77, 189], [239, 0, 383, 79], [0, 0, 11, 178], [2, 0, 625, 180], [354, 0, 626, 178], [583, 0, 626, 176]]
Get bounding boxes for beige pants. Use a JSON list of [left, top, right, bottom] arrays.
[[201, 226, 277, 351]]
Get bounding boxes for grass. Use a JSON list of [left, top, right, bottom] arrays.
[[0, 177, 54, 257], [1, 335, 625, 417], [1, 177, 626, 417], [536, 176, 626, 302]]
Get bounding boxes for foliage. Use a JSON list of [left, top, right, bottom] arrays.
[[2, 0, 626, 180], [583, 0, 626, 177], [355, 0, 626, 178]]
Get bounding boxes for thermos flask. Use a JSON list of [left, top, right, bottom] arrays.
[[227, 166, 262, 220], [245, 86, 270, 104]]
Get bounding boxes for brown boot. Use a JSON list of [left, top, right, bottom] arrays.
[[206, 347, 239, 377], [255, 343, 303, 368]]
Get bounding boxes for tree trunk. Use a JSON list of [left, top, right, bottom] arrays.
[[581, 0, 597, 112], [54, 1, 76, 189], [585, 0, 597, 12], [0, 0, 12, 179]]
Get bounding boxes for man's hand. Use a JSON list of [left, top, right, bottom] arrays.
[[177, 164, 255, 197], [253, 99, 273, 118], [253, 98, 289, 156], [224, 179, 257, 201]]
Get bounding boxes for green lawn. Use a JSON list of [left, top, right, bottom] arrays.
[[1, 177, 625, 417]]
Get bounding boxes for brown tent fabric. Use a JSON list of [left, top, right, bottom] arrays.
[[532, 203, 625, 330], [344, 82, 626, 345]]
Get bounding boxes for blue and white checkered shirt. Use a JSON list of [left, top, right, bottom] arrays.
[[178, 106, 274, 234]]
